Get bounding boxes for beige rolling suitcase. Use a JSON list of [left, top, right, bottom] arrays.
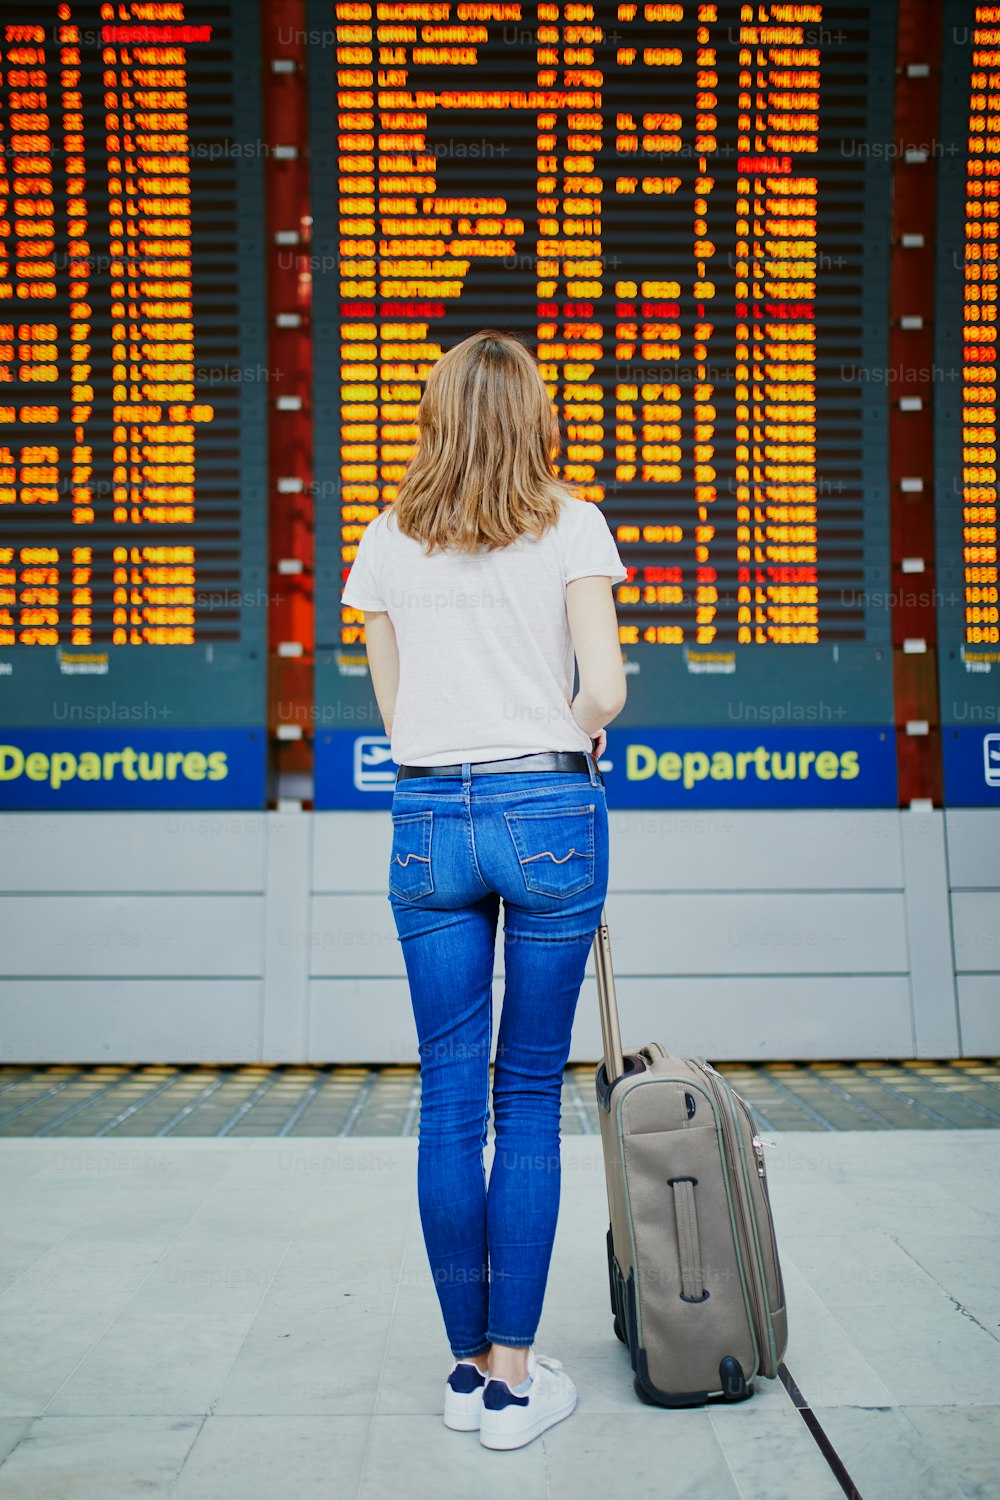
[[593, 908, 788, 1405]]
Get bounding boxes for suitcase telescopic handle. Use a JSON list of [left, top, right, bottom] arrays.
[[593, 906, 626, 1085]]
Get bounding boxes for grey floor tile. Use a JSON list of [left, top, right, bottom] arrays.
[[707, 1403, 845, 1500], [123, 1237, 291, 1316], [46, 1313, 256, 1417], [816, 1296, 1000, 1407], [1, 1185, 118, 1242], [374, 1290, 454, 1416], [216, 1139, 415, 1193], [827, 1179, 997, 1241], [786, 1228, 949, 1308], [900, 1406, 1000, 1500], [54, 1186, 210, 1242], [0, 1238, 167, 1315], [2, 1134, 999, 1497], [0, 1154, 52, 1190], [0, 1418, 33, 1467], [0, 1311, 118, 1417], [762, 1262, 895, 1408], [0, 1236, 60, 1294], [0, 1415, 202, 1499], [817, 1406, 969, 1500], [212, 1293, 395, 1415], [357, 1412, 549, 1500], [267, 1231, 409, 1309], [888, 1233, 1000, 1320], [543, 1409, 740, 1500], [549, 1352, 657, 1413], [170, 1415, 372, 1500]]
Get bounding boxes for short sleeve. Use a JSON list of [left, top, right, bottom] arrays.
[[561, 499, 628, 585], [341, 515, 387, 611]]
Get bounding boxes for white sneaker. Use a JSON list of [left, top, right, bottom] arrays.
[[443, 1358, 487, 1431], [479, 1348, 577, 1450]]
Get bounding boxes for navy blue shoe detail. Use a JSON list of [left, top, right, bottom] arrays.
[[449, 1362, 487, 1394], [483, 1379, 530, 1410]]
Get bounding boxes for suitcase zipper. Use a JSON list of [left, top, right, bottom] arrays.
[[734, 1094, 786, 1315], [691, 1061, 772, 1373]]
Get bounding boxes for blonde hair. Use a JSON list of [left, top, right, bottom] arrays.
[[389, 329, 577, 553]]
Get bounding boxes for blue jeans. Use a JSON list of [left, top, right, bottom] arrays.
[[387, 762, 609, 1357]]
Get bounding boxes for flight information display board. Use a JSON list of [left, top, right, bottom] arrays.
[[308, 0, 898, 807], [0, 2, 267, 807], [937, 1, 1000, 805]]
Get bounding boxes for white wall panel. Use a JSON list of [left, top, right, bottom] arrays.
[[0, 895, 264, 978], [307, 975, 914, 1063], [956, 976, 1000, 1056], [308, 891, 907, 979], [0, 980, 263, 1064], [606, 810, 904, 891], [0, 808, 980, 1061], [945, 810, 1000, 889], [310, 809, 905, 893], [0, 812, 267, 892], [951, 893, 1000, 974]]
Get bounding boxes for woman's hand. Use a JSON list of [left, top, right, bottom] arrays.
[[591, 729, 607, 758]]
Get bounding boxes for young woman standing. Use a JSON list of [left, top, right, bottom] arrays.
[[341, 330, 627, 1450]]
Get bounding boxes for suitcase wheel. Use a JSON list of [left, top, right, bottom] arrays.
[[613, 1313, 627, 1344], [719, 1356, 752, 1402]]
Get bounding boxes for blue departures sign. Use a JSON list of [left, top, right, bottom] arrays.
[[0, 730, 265, 810], [314, 727, 897, 810]]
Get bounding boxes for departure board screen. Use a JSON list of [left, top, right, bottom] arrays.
[[309, 0, 898, 807], [937, 1, 1000, 804], [0, 2, 267, 807]]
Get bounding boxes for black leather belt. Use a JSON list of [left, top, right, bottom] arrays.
[[396, 750, 599, 780]]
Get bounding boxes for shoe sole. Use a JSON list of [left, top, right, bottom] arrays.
[[479, 1392, 577, 1450]]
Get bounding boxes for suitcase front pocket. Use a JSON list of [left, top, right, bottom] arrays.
[[622, 1123, 758, 1393], [504, 804, 595, 898]]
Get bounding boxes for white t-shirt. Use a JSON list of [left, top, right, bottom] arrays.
[[341, 494, 628, 766]]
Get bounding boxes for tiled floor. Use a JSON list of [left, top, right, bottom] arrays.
[[2, 1059, 1000, 1137], [0, 1132, 997, 1498]]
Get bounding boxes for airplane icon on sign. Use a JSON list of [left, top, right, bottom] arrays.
[[985, 733, 1000, 789], [353, 735, 397, 791]]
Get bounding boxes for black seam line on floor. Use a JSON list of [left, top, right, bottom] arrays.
[[778, 1363, 864, 1500], [338, 1070, 379, 1136], [214, 1073, 285, 1137], [0, 1071, 89, 1126], [757, 1068, 838, 1130], [155, 1076, 229, 1136], [276, 1067, 331, 1137]]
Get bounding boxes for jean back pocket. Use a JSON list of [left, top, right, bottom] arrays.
[[504, 803, 595, 898], [389, 811, 434, 901]]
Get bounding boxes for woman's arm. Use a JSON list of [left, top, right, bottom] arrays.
[[566, 575, 627, 738], [361, 610, 400, 736]]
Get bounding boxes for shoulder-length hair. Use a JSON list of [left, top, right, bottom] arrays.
[[389, 329, 577, 553]]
